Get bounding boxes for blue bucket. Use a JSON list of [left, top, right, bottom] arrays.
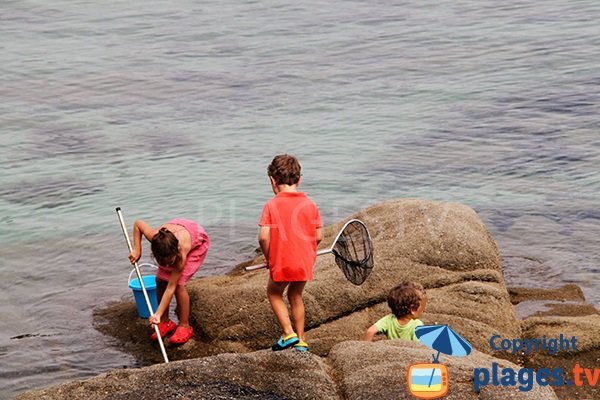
[[128, 264, 159, 318]]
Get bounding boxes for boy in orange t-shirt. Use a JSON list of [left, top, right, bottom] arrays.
[[259, 154, 322, 352]]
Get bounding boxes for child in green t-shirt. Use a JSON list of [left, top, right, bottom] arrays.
[[362, 281, 427, 341]]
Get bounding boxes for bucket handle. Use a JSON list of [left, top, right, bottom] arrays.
[[128, 263, 158, 285]]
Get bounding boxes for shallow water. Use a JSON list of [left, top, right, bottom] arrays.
[[2, 0, 600, 398]]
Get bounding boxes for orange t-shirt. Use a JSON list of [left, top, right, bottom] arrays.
[[259, 192, 322, 282]]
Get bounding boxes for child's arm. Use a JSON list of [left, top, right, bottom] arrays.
[[362, 324, 379, 341], [150, 267, 182, 325], [129, 219, 158, 264], [149, 239, 191, 324], [316, 227, 323, 245], [258, 226, 270, 264]]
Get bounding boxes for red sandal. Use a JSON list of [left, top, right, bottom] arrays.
[[169, 326, 194, 344], [150, 320, 177, 341]]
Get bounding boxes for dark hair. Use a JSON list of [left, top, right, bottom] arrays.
[[151, 228, 179, 266], [387, 281, 425, 318], [267, 154, 301, 185]]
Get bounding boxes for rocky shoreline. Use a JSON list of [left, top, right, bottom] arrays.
[[18, 199, 600, 400]]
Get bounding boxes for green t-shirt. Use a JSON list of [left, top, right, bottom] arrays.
[[375, 314, 423, 340]]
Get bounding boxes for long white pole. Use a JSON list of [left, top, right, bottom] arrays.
[[115, 207, 169, 363]]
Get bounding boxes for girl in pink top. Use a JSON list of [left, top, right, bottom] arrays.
[[129, 218, 209, 344]]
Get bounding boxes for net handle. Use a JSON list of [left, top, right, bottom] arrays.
[[244, 219, 367, 271]]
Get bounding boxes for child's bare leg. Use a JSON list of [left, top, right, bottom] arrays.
[[266, 278, 294, 336], [156, 279, 170, 323], [174, 285, 191, 328], [287, 281, 307, 342]]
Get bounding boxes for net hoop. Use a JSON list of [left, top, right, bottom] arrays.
[[330, 219, 374, 285]]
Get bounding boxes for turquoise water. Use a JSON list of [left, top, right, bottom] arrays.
[[2, 0, 600, 397]]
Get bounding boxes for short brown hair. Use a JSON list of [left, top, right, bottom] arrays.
[[267, 154, 301, 185], [151, 228, 179, 266], [387, 281, 425, 318]]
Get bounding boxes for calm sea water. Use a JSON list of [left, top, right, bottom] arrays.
[[2, 0, 599, 397]]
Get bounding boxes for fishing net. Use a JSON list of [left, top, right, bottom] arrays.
[[331, 220, 374, 285]]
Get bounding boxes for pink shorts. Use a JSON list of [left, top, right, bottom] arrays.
[[156, 262, 201, 286]]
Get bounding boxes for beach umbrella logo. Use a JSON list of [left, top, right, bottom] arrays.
[[407, 324, 473, 399], [416, 324, 473, 361]]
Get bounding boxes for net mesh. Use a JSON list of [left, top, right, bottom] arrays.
[[331, 220, 374, 285]]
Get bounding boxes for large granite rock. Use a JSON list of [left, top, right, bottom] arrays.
[[189, 199, 519, 356], [17, 350, 339, 400]]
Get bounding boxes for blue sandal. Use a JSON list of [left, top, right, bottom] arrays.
[[293, 341, 309, 352], [272, 333, 299, 351]]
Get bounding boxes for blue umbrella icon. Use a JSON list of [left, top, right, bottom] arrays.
[[416, 324, 472, 361], [415, 324, 473, 387]]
